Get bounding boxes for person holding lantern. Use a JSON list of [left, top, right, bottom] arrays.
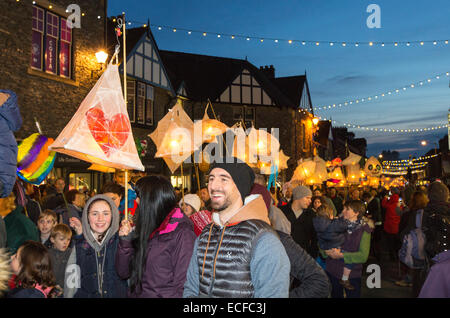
[[116, 176, 196, 298]]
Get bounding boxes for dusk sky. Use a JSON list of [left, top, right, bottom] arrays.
[[108, 0, 450, 159]]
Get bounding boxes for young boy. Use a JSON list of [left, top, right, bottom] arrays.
[[37, 210, 58, 249], [48, 224, 73, 291], [313, 203, 363, 290]]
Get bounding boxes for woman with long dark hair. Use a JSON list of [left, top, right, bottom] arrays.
[[115, 175, 196, 297]]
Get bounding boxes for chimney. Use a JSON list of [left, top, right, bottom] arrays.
[[259, 65, 275, 79]]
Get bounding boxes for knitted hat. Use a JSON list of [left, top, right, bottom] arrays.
[[250, 183, 272, 210], [209, 157, 255, 203], [292, 185, 312, 201], [179, 194, 201, 212], [428, 181, 449, 203]]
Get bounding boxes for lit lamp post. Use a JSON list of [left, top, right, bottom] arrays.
[[92, 50, 109, 77], [420, 140, 438, 155], [312, 117, 319, 156]]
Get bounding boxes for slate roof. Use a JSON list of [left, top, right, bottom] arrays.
[[106, 21, 312, 110], [159, 50, 296, 108], [272, 75, 311, 110]]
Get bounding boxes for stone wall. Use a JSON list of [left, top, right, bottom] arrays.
[[0, 0, 107, 140]]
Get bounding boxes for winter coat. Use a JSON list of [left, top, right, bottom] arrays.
[[0, 217, 6, 249], [43, 192, 65, 211], [330, 195, 344, 215], [366, 197, 382, 225], [324, 218, 373, 279], [0, 90, 22, 198], [269, 204, 291, 235], [49, 247, 73, 289], [422, 200, 450, 260], [24, 196, 42, 225], [280, 203, 318, 258], [58, 203, 82, 226], [276, 230, 331, 298], [382, 194, 401, 234], [67, 195, 128, 298], [183, 194, 290, 298], [7, 287, 47, 298], [116, 207, 196, 298], [313, 216, 349, 250], [4, 206, 39, 254], [419, 250, 450, 298]]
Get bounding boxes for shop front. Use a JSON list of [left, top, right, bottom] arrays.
[[53, 154, 113, 193]]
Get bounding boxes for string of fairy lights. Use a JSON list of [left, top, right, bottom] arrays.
[[118, 20, 450, 49], [20, 3, 446, 148], [317, 117, 448, 134], [382, 153, 440, 164], [383, 162, 429, 171], [297, 108, 448, 134], [313, 71, 450, 112]]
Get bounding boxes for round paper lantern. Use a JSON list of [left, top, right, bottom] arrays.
[[313, 156, 328, 183], [364, 156, 383, 177], [291, 159, 316, 182], [346, 164, 361, 184]]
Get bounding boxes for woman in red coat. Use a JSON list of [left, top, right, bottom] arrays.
[[382, 187, 403, 261]]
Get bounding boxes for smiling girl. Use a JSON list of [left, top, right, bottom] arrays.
[[67, 194, 127, 298]]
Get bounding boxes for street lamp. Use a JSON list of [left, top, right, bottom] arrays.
[[420, 140, 438, 154], [95, 50, 109, 64], [312, 117, 319, 126], [92, 50, 109, 78]]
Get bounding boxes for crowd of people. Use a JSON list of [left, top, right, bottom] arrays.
[[0, 157, 449, 298]]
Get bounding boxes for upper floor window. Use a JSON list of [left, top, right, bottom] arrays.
[[127, 80, 154, 127], [31, 5, 72, 78]]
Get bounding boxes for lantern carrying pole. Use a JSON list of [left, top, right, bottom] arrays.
[[122, 13, 128, 221], [181, 163, 185, 204], [124, 169, 128, 220]]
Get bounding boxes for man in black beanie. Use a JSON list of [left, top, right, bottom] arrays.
[[183, 157, 290, 298]]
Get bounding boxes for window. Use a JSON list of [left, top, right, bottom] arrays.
[[60, 18, 72, 78], [301, 123, 306, 150], [244, 107, 255, 128], [127, 80, 155, 127], [31, 5, 73, 78], [145, 85, 154, 125], [31, 6, 44, 70], [126, 80, 136, 123], [245, 107, 255, 121], [233, 107, 243, 121], [136, 82, 146, 124]]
